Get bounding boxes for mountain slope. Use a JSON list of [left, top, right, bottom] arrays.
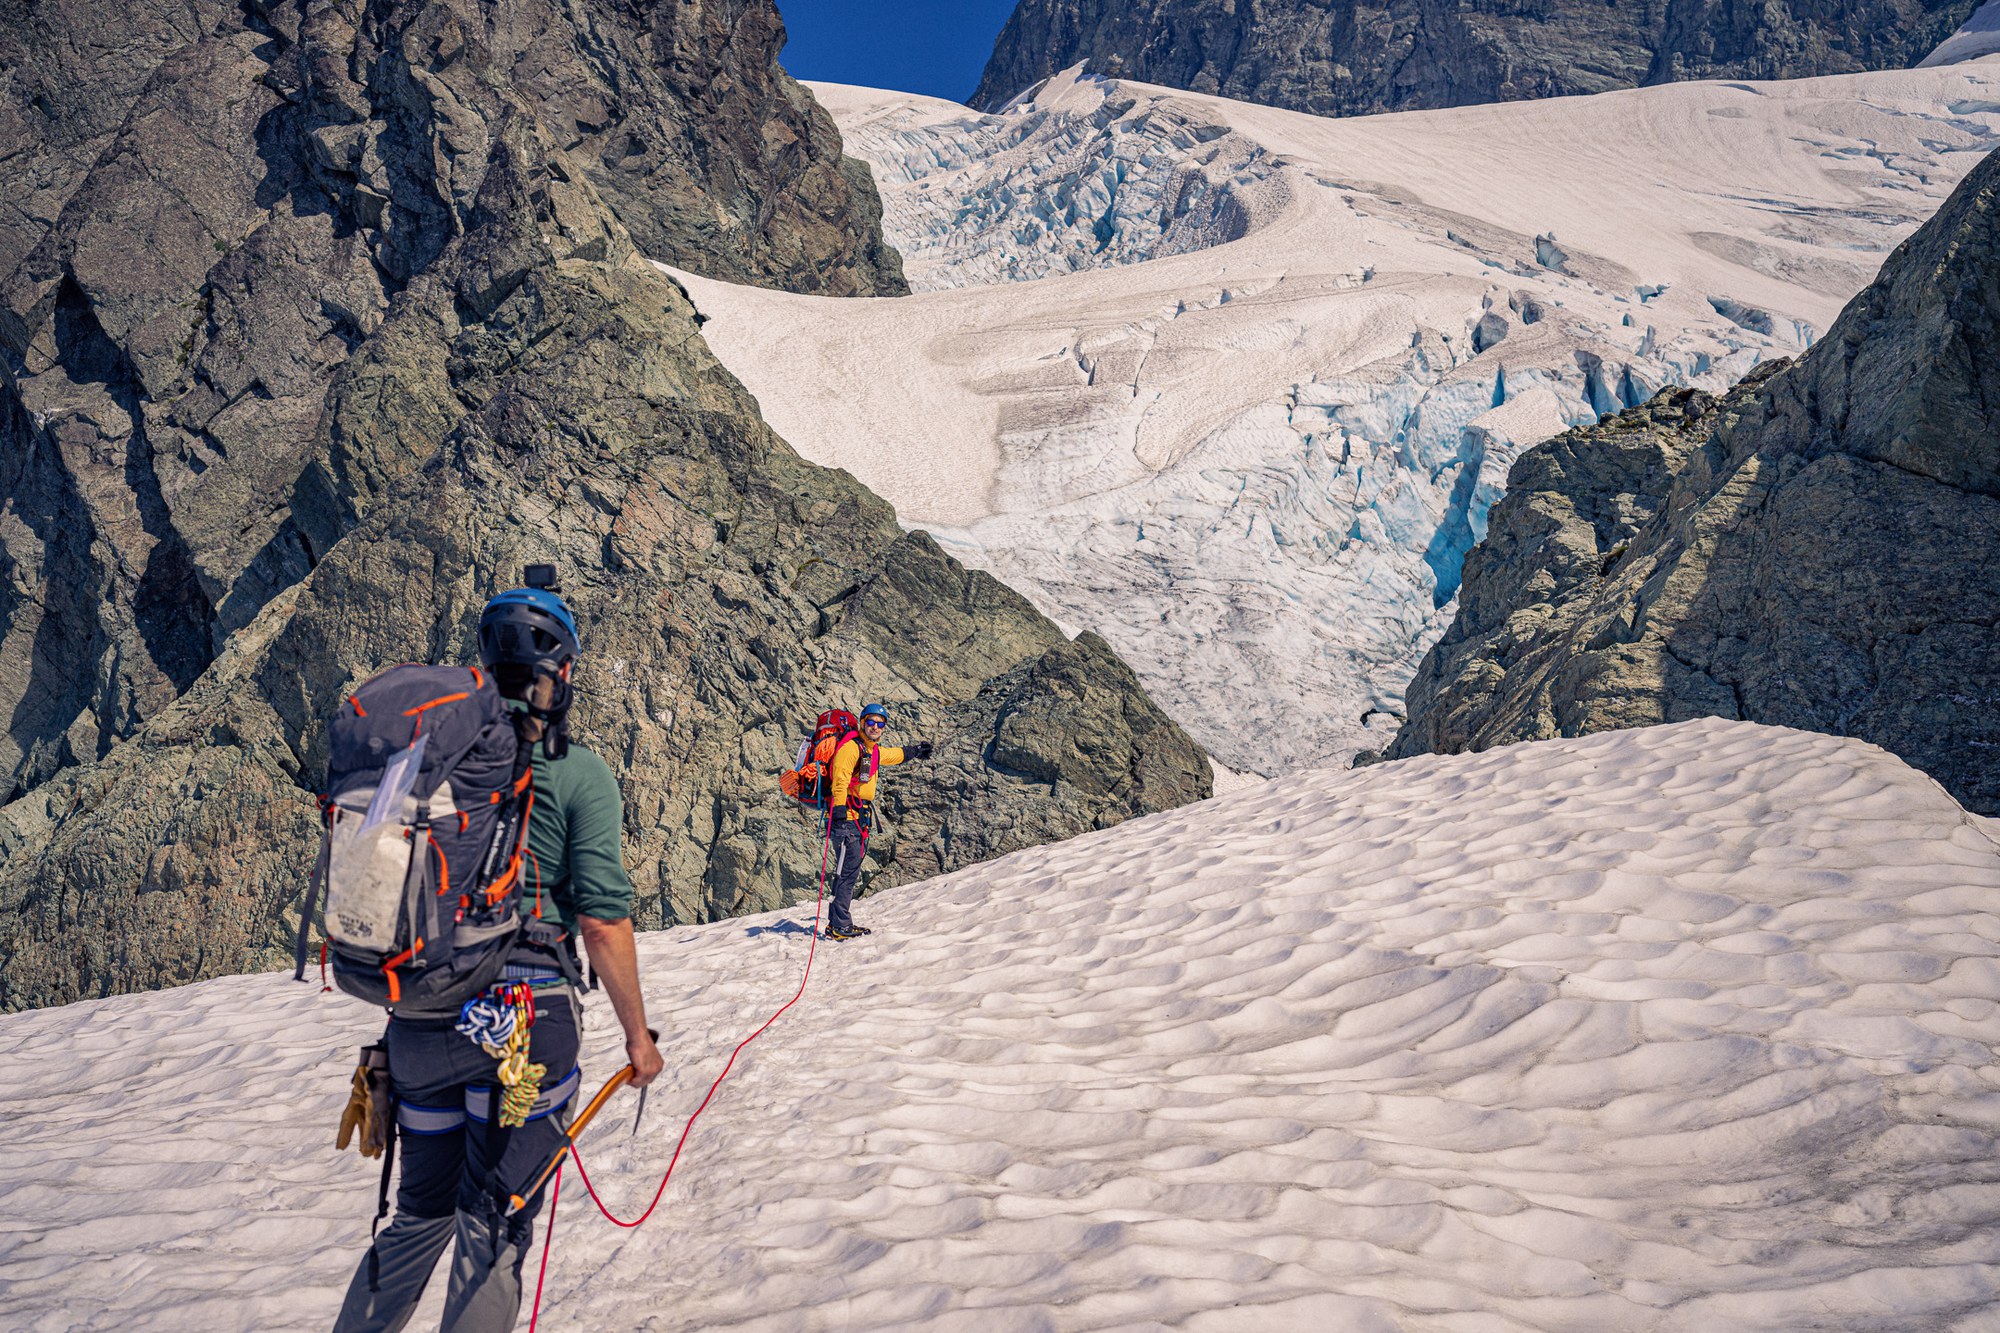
[[1391, 132, 2000, 816], [680, 65, 2000, 776], [971, 0, 1980, 116], [0, 0, 1209, 1012], [3, 720, 1998, 1329], [0, 0, 905, 808]]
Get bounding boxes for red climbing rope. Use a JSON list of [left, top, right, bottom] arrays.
[[526, 817, 835, 1324], [526, 1164, 561, 1333]]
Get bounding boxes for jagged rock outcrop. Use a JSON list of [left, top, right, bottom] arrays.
[[1389, 148, 2000, 816], [0, 0, 907, 808], [0, 0, 1204, 1011], [971, 0, 1978, 116]]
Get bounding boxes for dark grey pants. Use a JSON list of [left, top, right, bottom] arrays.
[[333, 995, 580, 1333], [827, 818, 866, 933]]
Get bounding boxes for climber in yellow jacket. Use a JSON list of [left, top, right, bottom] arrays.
[[824, 702, 932, 940]]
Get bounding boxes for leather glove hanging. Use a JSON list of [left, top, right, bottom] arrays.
[[336, 1043, 392, 1159]]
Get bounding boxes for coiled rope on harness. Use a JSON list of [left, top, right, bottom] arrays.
[[526, 815, 835, 1330], [458, 983, 545, 1128]]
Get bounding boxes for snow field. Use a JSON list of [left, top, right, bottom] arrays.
[[4, 720, 1999, 1329], [680, 61, 2000, 774]]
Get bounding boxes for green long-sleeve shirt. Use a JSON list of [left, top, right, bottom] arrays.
[[523, 738, 634, 930]]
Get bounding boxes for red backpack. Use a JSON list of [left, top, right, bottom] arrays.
[[778, 708, 876, 809]]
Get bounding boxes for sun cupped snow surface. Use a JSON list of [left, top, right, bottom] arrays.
[[5, 721, 2000, 1330], [680, 65, 2000, 776]]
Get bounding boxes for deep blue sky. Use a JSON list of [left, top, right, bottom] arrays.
[[775, 0, 1021, 104]]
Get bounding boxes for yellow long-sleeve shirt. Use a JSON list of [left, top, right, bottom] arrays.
[[828, 736, 905, 817]]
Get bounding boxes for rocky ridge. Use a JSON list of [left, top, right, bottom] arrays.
[[971, 0, 1980, 117], [0, 0, 907, 806], [0, 0, 1207, 1011], [1388, 148, 2000, 815]]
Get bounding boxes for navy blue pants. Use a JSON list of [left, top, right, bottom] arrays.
[[333, 994, 580, 1333], [827, 818, 866, 933]]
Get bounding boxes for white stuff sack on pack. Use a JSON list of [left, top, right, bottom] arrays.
[[326, 733, 427, 953]]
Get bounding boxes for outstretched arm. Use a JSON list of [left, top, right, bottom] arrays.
[[878, 741, 932, 766], [578, 915, 664, 1087]]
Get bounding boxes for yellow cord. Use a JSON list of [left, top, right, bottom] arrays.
[[493, 987, 545, 1128]]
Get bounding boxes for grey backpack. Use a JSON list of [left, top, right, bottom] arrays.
[[294, 664, 536, 1014]]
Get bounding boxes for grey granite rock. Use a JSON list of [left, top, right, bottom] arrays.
[[1389, 148, 2000, 816], [972, 0, 1978, 117], [0, 0, 1204, 1011], [0, 0, 906, 807]]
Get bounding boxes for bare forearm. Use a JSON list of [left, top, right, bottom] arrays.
[[578, 915, 648, 1038]]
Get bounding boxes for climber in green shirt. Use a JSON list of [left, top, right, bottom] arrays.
[[335, 573, 662, 1333]]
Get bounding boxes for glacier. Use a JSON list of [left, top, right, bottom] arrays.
[[682, 64, 2000, 775], [826, 65, 1284, 292]]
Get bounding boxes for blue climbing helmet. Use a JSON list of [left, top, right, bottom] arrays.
[[479, 571, 582, 757], [478, 585, 580, 683], [859, 703, 889, 727]]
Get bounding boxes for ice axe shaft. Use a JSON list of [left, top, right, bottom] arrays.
[[506, 1029, 658, 1217], [506, 1067, 630, 1216]]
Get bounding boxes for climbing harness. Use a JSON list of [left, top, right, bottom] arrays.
[[523, 813, 836, 1330]]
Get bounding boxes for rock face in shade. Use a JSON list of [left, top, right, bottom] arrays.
[[971, 0, 1980, 116], [0, 0, 907, 809], [0, 0, 1207, 1011], [1389, 147, 2000, 817]]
